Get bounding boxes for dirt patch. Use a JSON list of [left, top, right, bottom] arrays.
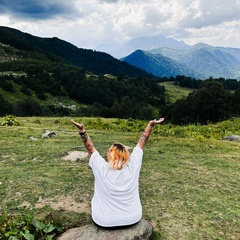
[[35, 195, 90, 213], [62, 151, 88, 162], [19, 201, 31, 208]]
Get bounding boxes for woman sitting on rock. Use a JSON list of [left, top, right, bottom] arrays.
[[71, 118, 164, 229]]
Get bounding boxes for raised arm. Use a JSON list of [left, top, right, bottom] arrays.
[[137, 118, 164, 150], [71, 119, 96, 156]]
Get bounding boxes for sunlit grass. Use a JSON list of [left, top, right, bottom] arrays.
[[160, 81, 192, 103]]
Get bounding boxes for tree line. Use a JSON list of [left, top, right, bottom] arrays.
[[158, 75, 240, 90], [162, 79, 240, 124], [0, 62, 164, 120], [0, 63, 240, 124]]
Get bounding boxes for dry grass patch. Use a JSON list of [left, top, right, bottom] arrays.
[[35, 195, 90, 213]]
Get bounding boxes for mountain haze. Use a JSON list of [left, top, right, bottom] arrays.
[[216, 46, 240, 62], [96, 34, 189, 59]]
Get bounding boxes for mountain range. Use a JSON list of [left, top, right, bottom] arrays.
[[97, 35, 240, 80], [1, 26, 240, 80]]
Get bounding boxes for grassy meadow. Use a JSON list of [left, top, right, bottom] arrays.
[[159, 81, 193, 103], [0, 116, 240, 239]]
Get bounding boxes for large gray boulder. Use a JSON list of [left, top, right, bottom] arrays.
[[42, 130, 56, 138], [57, 219, 153, 240], [222, 135, 240, 142]]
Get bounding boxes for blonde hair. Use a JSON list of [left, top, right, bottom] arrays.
[[107, 143, 130, 170]]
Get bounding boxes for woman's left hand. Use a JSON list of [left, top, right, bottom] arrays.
[[71, 119, 84, 131]]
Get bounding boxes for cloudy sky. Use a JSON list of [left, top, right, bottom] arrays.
[[1, 0, 240, 50]]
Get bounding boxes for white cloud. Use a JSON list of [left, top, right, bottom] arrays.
[[183, 20, 240, 47], [1, 0, 240, 49], [177, 0, 240, 28]]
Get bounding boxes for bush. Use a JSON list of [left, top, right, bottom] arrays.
[[14, 99, 43, 116], [0, 208, 91, 240], [0, 80, 14, 92], [0, 208, 64, 240], [0, 115, 20, 126]]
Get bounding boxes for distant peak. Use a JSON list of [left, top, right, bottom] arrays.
[[192, 43, 212, 48]]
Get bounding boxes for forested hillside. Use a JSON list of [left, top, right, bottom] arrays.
[[122, 50, 201, 79], [0, 26, 153, 78], [0, 26, 164, 119]]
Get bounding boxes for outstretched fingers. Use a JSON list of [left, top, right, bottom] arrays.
[[155, 118, 164, 124], [150, 118, 164, 126], [71, 119, 84, 130]]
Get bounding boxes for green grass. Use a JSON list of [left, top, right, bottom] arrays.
[[0, 117, 240, 239], [160, 81, 193, 103]]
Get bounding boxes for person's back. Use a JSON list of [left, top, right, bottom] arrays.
[[89, 146, 143, 227], [71, 117, 164, 229]]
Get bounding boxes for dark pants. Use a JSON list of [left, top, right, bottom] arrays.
[[92, 220, 139, 230]]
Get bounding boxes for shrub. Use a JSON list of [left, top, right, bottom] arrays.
[[14, 99, 43, 116], [0, 208, 64, 240], [0, 115, 20, 126]]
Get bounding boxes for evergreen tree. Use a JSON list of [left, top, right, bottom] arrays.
[[232, 87, 240, 116], [0, 94, 13, 116]]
